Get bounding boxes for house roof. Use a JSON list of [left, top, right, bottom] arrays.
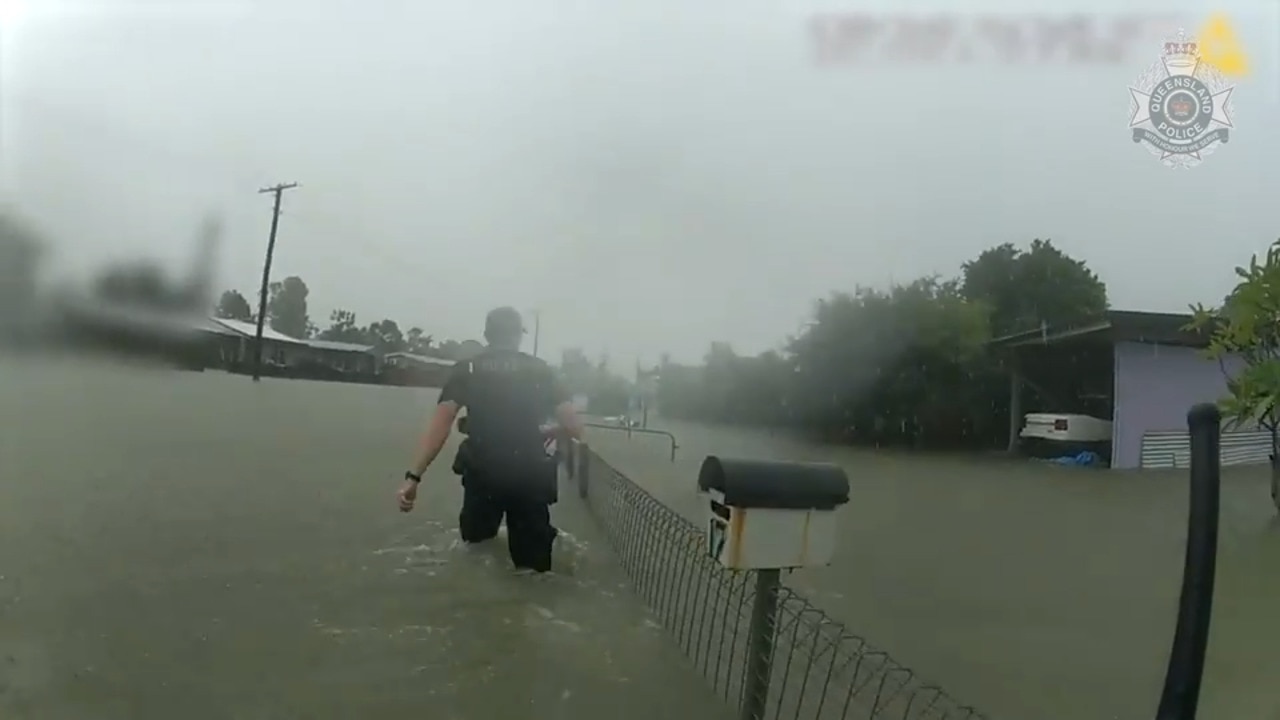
[[204, 318, 375, 353], [988, 310, 1211, 350], [384, 351, 454, 367], [208, 317, 306, 345], [303, 338, 375, 353]]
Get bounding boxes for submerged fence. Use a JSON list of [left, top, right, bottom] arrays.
[[557, 402, 1225, 720], [558, 440, 987, 720]]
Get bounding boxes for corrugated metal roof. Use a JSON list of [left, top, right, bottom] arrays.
[[208, 317, 305, 344], [384, 351, 454, 367], [304, 338, 374, 353], [990, 310, 1213, 350]]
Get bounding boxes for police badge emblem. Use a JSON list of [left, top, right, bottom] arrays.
[[1128, 30, 1236, 169]]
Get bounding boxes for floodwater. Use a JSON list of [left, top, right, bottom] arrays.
[[0, 355, 733, 720], [585, 419, 1280, 720]]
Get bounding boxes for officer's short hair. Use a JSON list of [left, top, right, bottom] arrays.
[[484, 306, 525, 348]]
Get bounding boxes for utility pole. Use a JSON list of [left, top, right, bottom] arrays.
[[531, 310, 541, 358], [251, 182, 299, 382]]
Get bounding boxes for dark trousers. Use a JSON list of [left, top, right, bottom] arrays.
[[458, 481, 557, 572]]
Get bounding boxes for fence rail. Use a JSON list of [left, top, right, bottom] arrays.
[[559, 440, 987, 720], [581, 421, 680, 461]]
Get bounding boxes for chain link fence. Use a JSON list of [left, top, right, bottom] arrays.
[[560, 440, 988, 720]]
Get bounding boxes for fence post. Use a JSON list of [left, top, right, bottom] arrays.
[[1155, 403, 1221, 720], [577, 442, 590, 499], [741, 568, 782, 720], [561, 430, 574, 476]]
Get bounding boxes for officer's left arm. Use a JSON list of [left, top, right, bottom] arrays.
[[409, 363, 467, 476]]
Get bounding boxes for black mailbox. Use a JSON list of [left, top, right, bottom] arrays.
[[697, 456, 850, 570], [697, 456, 849, 510]]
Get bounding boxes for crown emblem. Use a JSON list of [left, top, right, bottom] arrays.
[[1163, 31, 1199, 75]]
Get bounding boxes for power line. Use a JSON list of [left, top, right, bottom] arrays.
[[250, 181, 299, 382]]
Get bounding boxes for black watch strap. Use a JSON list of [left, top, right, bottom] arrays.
[[405, 470, 422, 483]]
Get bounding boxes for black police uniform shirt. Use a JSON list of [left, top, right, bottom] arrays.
[[438, 348, 569, 467]]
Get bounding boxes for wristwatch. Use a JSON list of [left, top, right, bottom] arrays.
[[404, 470, 422, 483]]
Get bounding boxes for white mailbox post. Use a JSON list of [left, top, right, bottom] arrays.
[[696, 455, 850, 720]]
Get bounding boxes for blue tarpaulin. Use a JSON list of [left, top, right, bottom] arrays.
[[1045, 450, 1104, 467]]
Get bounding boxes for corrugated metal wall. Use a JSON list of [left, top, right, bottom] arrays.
[[1139, 429, 1272, 469]]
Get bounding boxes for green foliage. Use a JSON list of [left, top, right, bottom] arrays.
[[559, 348, 595, 394], [316, 309, 365, 344], [1188, 238, 1280, 431], [214, 290, 253, 321], [962, 238, 1108, 336], [311, 308, 460, 358], [364, 318, 405, 354], [656, 239, 1107, 449], [405, 327, 433, 355], [0, 213, 44, 314], [266, 276, 311, 339], [557, 347, 633, 414]]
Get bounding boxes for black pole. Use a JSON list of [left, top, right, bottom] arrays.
[[1155, 403, 1221, 720], [741, 568, 781, 720], [251, 182, 298, 382]]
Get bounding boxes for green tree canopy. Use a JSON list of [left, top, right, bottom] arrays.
[[214, 289, 253, 321], [961, 238, 1108, 336], [364, 318, 406, 354], [0, 212, 45, 314], [317, 309, 364, 344], [405, 327, 433, 355], [653, 239, 1106, 449], [267, 276, 311, 339], [1189, 238, 1280, 509]]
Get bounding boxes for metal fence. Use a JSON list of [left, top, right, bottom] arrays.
[[560, 440, 988, 720]]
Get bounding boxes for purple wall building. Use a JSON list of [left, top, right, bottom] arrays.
[[995, 311, 1269, 470]]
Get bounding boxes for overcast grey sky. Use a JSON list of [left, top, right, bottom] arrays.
[[2, 0, 1278, 367]]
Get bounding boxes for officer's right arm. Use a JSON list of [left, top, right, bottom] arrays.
[[407, 361, 468, 477]]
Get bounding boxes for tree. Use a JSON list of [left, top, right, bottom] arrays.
[[266, 276, 310, 339], [365, 318, 406, 354], [406, 327, 434, 355], [1189, 238, 1280, 511], [559, 347, 594, 394], [784, 278, 991, 444], [0, 213, 44, 319], [214, 289, 253, 321], [961, 239, 1108, 336], [317, 309, 365, 344], [434, 339, 462, 360]]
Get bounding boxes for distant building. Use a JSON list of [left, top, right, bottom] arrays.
[[54, 297, 380, 374], [204, 317, 378, 373], [382, 351, 454, 387], [991, 310, 1265, 470], [383, 351, 455, 370]]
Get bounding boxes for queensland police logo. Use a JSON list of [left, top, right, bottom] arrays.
[[1128, 31, 1235, 169]]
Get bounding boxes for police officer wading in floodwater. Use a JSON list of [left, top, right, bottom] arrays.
[[397, 307, 584, 573]]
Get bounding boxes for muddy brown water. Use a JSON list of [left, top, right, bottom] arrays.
[[0, 356, 732, 720], [584, 418, 1280, 720]]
